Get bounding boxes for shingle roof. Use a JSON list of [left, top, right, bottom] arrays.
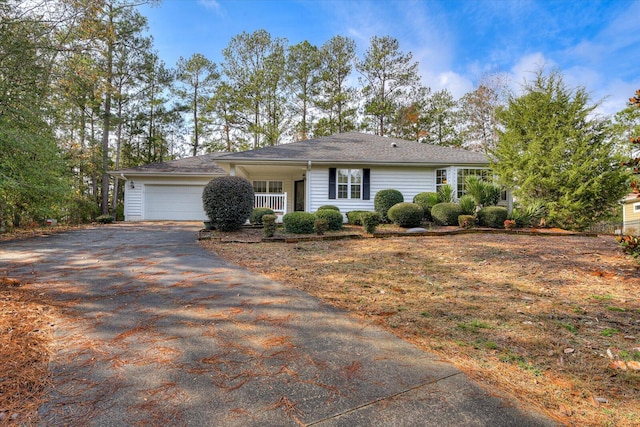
[[215, 132, 488, 165], [113, 153, 227, 175]]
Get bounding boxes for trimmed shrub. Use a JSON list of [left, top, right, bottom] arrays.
[[387, 203, 424, 228], [262, 214, 277, 237], [250, 207, 275, 225], [458, 215, 476, 229], [477, 206, 509, 228], [362, 212, 382, 234], [315, 209, 343, 231], [374, 189, 404, 222], [96, 214, 115, 224], [203, 176, 254, 231], [283, 211, 316, 234], [346, 210, 369, 225], [413, 192, 440, 221], [314, 218, 328, 235], [317, 205, 340, 212], [458, 195, 477, 215], [431, 203, 463, 226]]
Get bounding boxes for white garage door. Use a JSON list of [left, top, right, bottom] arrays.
[[144, 185, 207, 220]]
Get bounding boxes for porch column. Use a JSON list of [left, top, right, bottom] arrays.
[[229, 163, 236, 176], [306, 161, 311, 213]]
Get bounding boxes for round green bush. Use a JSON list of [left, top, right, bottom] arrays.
[[431, 203, 463, 226], [346, 210, 369, 225], [283, 211, 316, 234], [374, 189, 404, 222], [413, 192, 440, 221], [315, 209, 344, 231], [387, 203, 424, 228], [477, 206, 508, 228], [202, 176, 254, 231], [317, 205, 340, 212], [361, 212, 382, 234], [250, 207, 275, 225]]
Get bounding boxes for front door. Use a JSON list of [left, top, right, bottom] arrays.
[[294, 180, 305, 211]]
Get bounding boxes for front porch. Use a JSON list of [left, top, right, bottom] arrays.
[[254, 193, 288, 221]]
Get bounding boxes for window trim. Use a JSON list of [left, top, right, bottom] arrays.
[[252, 180, 283, 194], [336, 168, 362, 200], [634, 202, 640, 213], [456, 168, 492, 199]]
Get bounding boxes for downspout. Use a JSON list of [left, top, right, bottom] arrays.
[[306, 161, 311, 213], [120, 173, 128, 222]]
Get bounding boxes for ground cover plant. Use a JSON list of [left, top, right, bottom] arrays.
[[203, 233, 640, 427]]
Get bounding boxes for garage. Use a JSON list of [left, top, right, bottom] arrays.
[[144, 185, 208, 220], [112, 153, 227, 221]]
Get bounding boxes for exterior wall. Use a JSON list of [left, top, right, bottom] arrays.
[[308, 165, 436, 213]]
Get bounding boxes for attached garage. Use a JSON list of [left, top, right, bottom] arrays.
[[111, 154, 227, 221], [144, 185, 207, 220]]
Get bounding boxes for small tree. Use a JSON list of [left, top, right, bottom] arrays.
[[202, 176, 254, 231]]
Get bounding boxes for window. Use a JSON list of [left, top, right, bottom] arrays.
[[435, 169, 447, 191], [456, 168, 492, 198], [634, 203, 640, 213], [253, 180, 283, 194], [337, 169, 362, 199]]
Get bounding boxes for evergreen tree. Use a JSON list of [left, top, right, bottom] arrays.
[[357, 35, 420, 137], [314, 35, 357, 136], [491, 69, 629, 230], [422, 89, 462, 147], [286, 41, 321, 141], [174, 53, 219, 156]]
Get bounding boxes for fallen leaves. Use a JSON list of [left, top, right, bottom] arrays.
[[205, 232, 640, 427]]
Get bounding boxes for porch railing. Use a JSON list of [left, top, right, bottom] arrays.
[[254, 192, 287, 213]]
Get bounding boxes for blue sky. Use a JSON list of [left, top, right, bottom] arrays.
[[140, 0, 640, 116]]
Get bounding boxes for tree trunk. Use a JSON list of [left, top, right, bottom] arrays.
[[100, 8, 114, 215]]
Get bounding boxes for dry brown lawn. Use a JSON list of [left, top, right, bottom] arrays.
[[203, 230, 640, 427]]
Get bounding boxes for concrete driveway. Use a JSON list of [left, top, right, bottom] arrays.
[[2, 223, 557, 426]]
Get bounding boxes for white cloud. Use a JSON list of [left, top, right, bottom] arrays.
[[507, 53, 554, 95], [197, 0, 221, 13]]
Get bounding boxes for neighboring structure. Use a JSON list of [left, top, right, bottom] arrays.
[[112, 132, 492, 222], [622, 194, 640, 234]]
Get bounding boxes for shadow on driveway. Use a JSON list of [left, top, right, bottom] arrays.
[[1, 223, 558, 426]]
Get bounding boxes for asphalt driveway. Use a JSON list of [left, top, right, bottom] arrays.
[[1, 223, 557, 426]]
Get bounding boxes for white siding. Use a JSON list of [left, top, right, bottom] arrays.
[[308, 165, 436, 213], [124, 185, 143, 221]]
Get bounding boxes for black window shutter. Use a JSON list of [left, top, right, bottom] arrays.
[[363, 168, 370, 200], [328, 168, 336, 199]]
